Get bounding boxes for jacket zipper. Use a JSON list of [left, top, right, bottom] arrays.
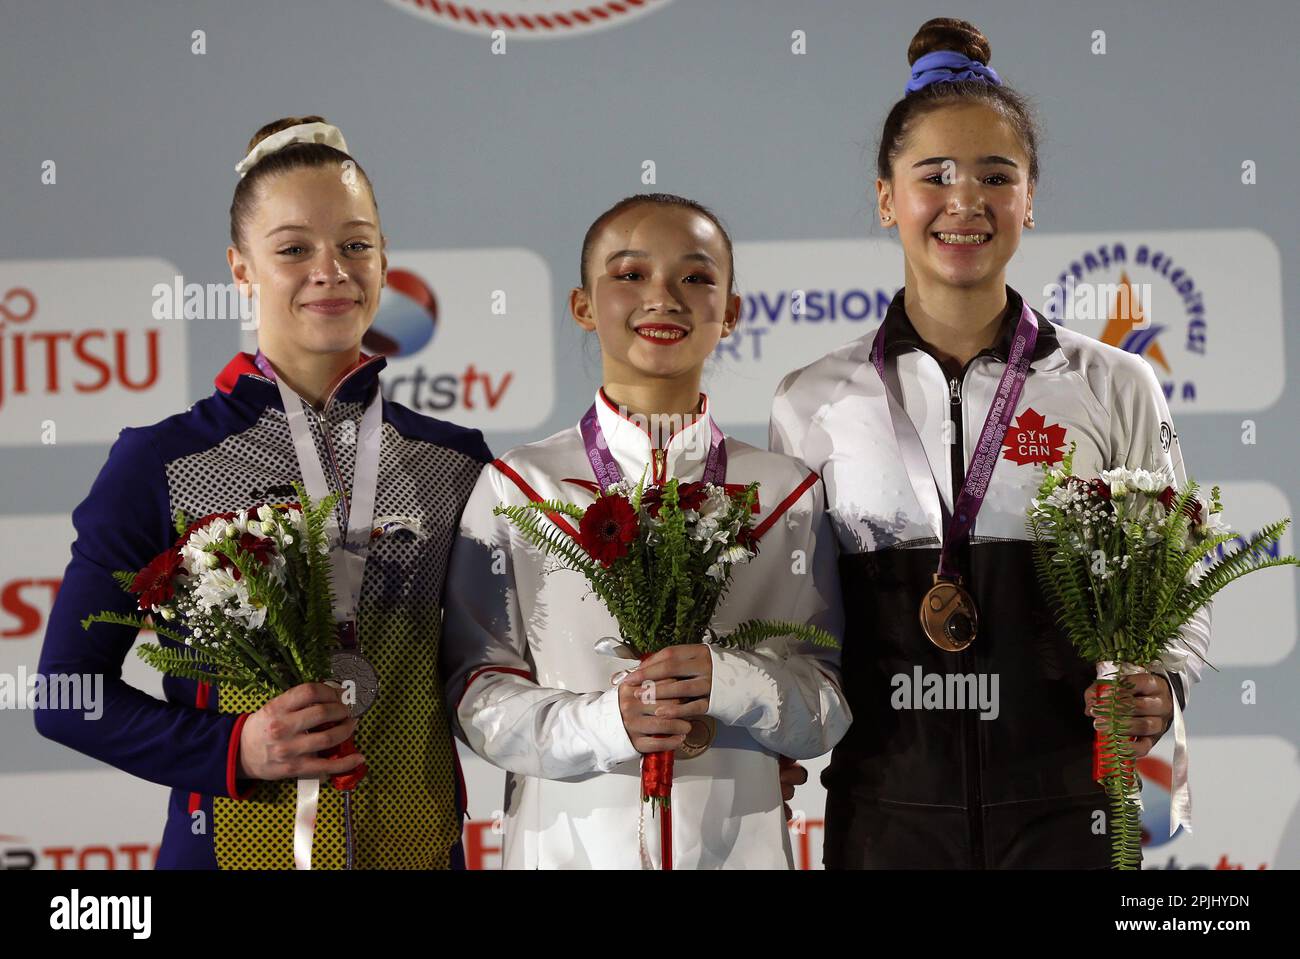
[[318, 356, 385, 518], [947, 367, 986, 869], [311, 404, 351, 530]]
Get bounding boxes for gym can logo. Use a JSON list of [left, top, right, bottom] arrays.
[[1002, 408, 1067, 467], [384, 0, 672, 38]]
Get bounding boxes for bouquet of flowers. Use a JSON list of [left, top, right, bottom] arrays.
[[81, 483, 366, 791], [494, 474, 836, 869], [1027, 445, 1296, 868]]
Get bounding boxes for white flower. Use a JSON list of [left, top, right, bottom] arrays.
[[691, 509, 735, 544], [718, 544, 751, 566], [226, 600, 268, 630], [1045, 486, 1077, 510], [1195, 511, 1231, 539], [697, 486, 731, 522], [1100, 467, 1134, 487], [705, 562, 726, 581], [191, 566, 242, 614], [180, 517, 238, 573], [1129, 467, 1172, 494], [280, 508, 308, 546]]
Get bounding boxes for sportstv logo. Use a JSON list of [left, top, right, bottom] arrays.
[[371, 268, 514, 413]]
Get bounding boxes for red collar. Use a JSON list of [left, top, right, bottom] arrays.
[[214, 352, 263, 394], [214, 351, 378, 397]]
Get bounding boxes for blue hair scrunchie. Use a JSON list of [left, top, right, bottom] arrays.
[[906, 50, 1002, 94]]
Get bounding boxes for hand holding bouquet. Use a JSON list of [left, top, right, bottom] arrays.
[[495, 474, 836, 868], [83, 483, 367, 791], [1027, 445, 1297, 868]]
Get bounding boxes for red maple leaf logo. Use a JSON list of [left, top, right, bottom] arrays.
[[1002, 408, 1067, 466]]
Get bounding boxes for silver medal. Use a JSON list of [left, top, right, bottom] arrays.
[[330, 650, 379, 718]]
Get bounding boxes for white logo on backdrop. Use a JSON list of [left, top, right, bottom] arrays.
[[1009, 229, 1284, 413], [713, 230, 1283, 424]]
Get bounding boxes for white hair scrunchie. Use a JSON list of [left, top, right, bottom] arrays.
[[234, 122, 351, 178]]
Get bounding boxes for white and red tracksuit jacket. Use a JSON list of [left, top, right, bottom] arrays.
[[441, 389, 851, 868]]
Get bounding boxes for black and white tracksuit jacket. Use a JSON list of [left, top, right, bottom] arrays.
[[770, 286, 1209, 869]]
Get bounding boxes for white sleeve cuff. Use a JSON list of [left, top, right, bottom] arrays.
[[588, 684, 640, 771], [706, 645, 780, 730]]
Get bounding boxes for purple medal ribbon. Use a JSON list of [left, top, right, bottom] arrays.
[[579, 400, 727, 488], [871, 301, 1038, 580]]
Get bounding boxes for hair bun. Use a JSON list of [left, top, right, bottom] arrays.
[[908, 17, 991, 67], [244, 115, 329, 158]]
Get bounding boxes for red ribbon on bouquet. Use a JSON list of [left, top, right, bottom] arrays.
[[638, 652, 675, 871], [1090, 680, 1136, 785], [321, 727, 368, 792]]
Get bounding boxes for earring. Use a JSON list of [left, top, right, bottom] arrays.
[[881, 215, 893, 226], [1025, 212, 1035, 227]]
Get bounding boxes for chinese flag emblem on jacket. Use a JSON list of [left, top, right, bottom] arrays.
[[1002, 408, 1067, 466]]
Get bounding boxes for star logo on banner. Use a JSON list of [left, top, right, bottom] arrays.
[[1002, 408, 1067, 466]]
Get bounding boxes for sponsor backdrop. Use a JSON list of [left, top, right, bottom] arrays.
[[1, 0, 1296, 869]]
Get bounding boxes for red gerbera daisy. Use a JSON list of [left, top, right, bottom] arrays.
[[579, 494, 639, 567], [130, 548, 184, 610]]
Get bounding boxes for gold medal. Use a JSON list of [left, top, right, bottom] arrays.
[[920, 574, 978, 653], [676, 716, 716, 759]]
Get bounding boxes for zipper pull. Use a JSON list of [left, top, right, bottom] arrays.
[[949, 377, 961, 404], [652, 448, 667, 484]]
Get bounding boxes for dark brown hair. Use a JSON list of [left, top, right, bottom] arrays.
[[229, 115, 378, 249], [579, 193, 737, 297], [876, 18, 1041, 184]]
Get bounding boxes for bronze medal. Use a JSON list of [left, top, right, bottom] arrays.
[[676, 715, 716, 760], [919, 574, 978, 652]]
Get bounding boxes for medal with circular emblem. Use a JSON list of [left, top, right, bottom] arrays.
[[920, 574, 979, 653], [676, 715, 716, 759], [330, 650, 380, 718]]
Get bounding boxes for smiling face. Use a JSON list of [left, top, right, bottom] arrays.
[[571, 203, 739, 389], [877, 102, 1034, 293], [228, 164, 387, 361]]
